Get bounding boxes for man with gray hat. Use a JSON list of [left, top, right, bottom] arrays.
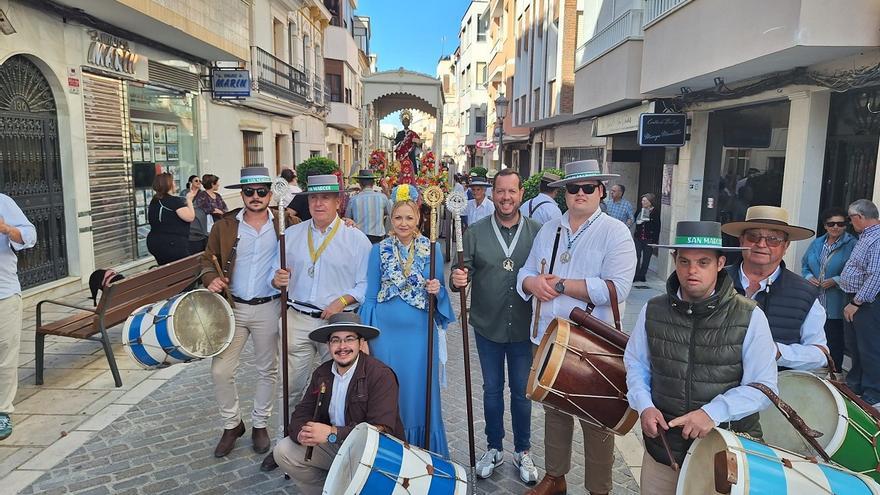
[[345, 169, 392, 244], [273, 313, 404, 494], [517, 160, 636, 495], [624, 221, 777, 494], [520, 172, 562, 225], [465, 174, 495, 226], [264, 173, 372, 471], [201, 166, 281, 458]]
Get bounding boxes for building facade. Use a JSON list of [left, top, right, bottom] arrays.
[[457, 0, 491, 169]]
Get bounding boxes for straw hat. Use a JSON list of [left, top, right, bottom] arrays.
[[720, 206, 815, 241]]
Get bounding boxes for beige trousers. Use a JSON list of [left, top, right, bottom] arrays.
[[211, 299, 280, 429], [273, 436, 338, 495], [639, 450, 680, 495], [0, 295, 22, 413], [277, 309, 330, 438], [544, 406, 615, 494]]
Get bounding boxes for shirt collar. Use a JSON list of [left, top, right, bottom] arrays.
[[739, 263, 782, 292], [311, 215, 340, 234], [235, 208, 274, 223], [561, 208, 602, 233], [332, 355, 359, 379]]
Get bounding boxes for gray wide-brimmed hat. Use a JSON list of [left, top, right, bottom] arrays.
[[720, 205, 815, 241], [540, 172, 561, 184], [350, 169, 376, 180], [224, 167, 273, 189], [549, 160, 619, 187], [300, 174, 342, 195], [308, 313, 380, 343], [468, 175, 491, 187], [651, 221, 749, 251]]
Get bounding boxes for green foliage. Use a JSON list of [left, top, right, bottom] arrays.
[[469, 166, 488, 178], [296, 157, 339, 189], [522, 168, 567, 213]]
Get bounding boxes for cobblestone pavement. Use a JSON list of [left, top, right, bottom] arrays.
[[16, 266, 664, 495]]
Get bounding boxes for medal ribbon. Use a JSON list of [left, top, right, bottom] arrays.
[[308, 217, 342, 267], [394, 238, 417, 276], [565, 209, 602, 251], [491, 214, 524, 260]]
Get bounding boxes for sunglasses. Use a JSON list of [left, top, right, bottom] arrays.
[[825, 221, 847, 228], [565, 183, 600, 195], [743, 231, 787, 247], [243, 187, 270, 198]]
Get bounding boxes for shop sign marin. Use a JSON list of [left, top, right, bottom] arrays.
[[212, 69, 251, 98]]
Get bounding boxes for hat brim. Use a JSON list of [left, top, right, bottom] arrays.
[[308, 323, 380, 343], [468, 182, 490, 188], [649, 243, 750, 251], [224, 182, 272, 190], [298, 189, 342, 195], [720, 221, 815, 241], [549, 174, 619, 187]]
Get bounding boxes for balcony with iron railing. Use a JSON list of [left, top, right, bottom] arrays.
[[576, 9, 643, 69], [643, 0, 691, 27], [251, 46, 310, 104], [313, 75, 325, 106]]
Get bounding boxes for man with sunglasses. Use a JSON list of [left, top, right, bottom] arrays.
[[721, 206, 828, 371], [517, 160, 636, 495], [273, 313, 404, 494], [201, 166, 281, 458]]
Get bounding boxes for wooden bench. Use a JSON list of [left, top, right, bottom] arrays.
[[35, 253, 203, 387]]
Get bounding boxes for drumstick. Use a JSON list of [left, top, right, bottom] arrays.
[[304, 381, 327, 462], [658, 429, 679, 472], [210, 255, 234, 307], [532, 259, 547, 339]]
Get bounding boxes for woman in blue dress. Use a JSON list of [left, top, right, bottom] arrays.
[[360, 184, 455, 456]]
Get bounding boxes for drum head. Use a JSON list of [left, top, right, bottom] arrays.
[[677, 429, 740, 495], [171, 290, 234, 358], [324, 423, 375, 495], [760, 371, 847, 456], [526, 318, 566, 402]]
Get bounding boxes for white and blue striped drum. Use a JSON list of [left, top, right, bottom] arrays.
[[324, 423, 468, 495], [122, 289, 234, 369], [677, 428, 880, 495]]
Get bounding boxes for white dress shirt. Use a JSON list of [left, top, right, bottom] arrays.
[[0, 194, 37, 299], [519, 192, 563, 225], [465, 198, 495, 225], [230, 209, 280, 300], [273, 216, 372, 311], [516, 210, 637, 344], [329, 357, 359, 427], [738, 265, 828, 370], [624, 300, 778, 424]]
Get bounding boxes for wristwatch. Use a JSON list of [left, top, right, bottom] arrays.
[[554, 279, 566, 294], [327, 427, 338, 444]]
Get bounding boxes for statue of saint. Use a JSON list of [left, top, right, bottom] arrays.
[[393, 109, 421, 185]]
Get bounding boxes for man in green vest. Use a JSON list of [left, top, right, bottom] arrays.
[[623, 221, 778, 494]]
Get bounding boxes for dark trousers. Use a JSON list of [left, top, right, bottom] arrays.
[[846, 301, 880, 404], [474, 332, 532, 453], [634, 238, 653, 280], [188, 238, 207, 254], [824, 318, 845, 372], [367, 235, 386, 244], [147, 233, 190, 266]]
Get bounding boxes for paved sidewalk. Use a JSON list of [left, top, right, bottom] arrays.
[[4, 265, 665, 494]]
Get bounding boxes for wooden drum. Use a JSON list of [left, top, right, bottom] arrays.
[[526, 317, 638, 435]]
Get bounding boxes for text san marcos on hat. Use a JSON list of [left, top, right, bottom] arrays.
[[651, 221, 749, 251], [301, 174, 342, 195], [720, 205, 815, 242]]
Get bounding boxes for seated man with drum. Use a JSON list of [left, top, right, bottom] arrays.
[[624, 221, 778, 494], [721, 206, 829, 370], [201, 166, 281, 458], [273, 313, 404, 495]]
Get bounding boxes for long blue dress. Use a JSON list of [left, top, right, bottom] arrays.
[[359, 237, 455, 457]]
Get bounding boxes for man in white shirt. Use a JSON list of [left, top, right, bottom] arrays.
[[517, 160, 636, 495], [624, 220, 777, 494], [520, 172, 563, 225], [264, 174, 372, 471], [273, 313, 404, 494], [465, 175, 495, 226], [721, 206, 829, 371]]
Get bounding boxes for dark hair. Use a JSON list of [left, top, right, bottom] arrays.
[[641, 192, 657, 207], [539, 181, 555, 193], [615, 184, 626, 195], [153, 172, 175, 198], [494, 168, 522, 188], [281, 168, 296, 182], [358, 178, 375, 187], [820, 206, 848, 224], [185, 175, 199, 189], [202, 174, 219, 189]]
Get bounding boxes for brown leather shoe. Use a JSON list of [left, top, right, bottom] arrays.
[[260, 451, 278, 472], [252, 427, 270, 454], [525, 474, 567, 495], [213, 421, 245, 458]]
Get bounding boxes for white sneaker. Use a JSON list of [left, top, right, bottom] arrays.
[[475, 448, 503, 479], [514, 450, 539, 485]]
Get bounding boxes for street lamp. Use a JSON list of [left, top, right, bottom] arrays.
[[494, 94, 509, 168]]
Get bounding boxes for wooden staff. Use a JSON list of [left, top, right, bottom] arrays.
[[532, 259, 547, 339], [272, 179, 292, 438], [445, 191, 476, 484], [422, 186, 444, 449], [210, 255, 235, 307], [304, 381, 327, 462]]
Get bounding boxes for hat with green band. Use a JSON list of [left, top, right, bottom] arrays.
[[301, 174, 342, 195], [224, 166, 273, 189], [548, 159, 619, 187], [650, 221, 749, 251]]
